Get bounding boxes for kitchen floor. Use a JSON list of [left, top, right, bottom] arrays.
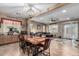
[[0, 38, 79, 56]]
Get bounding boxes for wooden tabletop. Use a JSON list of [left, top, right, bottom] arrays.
[[24, 35, 46, 45]]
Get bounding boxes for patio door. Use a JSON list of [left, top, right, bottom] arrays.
[[63, 23, 78, 39]]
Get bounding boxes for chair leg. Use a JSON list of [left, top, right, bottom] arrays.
[[31, 47, 36, 56], [42, 48, 50, 56], [26, 48, 29, 56], [49, 47, 50, 56], [22, 48, 26, 54]]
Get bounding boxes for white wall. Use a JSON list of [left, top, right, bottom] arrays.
[[27, 20, 46, 33]]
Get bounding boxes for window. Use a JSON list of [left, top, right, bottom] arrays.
[[43, 25, 45, 32], [49, 24, 58, 34], [1, 18, 21, 35]]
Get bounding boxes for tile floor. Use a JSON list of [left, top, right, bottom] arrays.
[[0, 38, 79, 56]]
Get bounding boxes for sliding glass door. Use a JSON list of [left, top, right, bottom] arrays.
[[63, 23, 78, 39]]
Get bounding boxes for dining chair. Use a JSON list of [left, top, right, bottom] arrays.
[[18, 34, 26, 54], [23, 35, 34, 55], [21, 34, 36, 56], [33, 39, 51, 56]]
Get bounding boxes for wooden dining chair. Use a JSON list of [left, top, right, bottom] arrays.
[[33, 39, 51, 56], [19, 34, 34, 55], [18, 34, 26, 54], [42, 39, 51, 56]]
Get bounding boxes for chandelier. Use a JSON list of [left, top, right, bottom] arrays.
[[23, 3, 41, 18]]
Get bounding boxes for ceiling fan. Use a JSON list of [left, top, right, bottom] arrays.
[[50, 18, 58, 22]]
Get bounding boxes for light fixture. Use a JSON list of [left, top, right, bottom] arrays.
[[23, 3, 41, 19], [66, 17, 70, 20], [62, 9, 67, 13]]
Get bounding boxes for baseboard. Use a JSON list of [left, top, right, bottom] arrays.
[[60, 38, 79, 41], [0, 41, 20, 46]]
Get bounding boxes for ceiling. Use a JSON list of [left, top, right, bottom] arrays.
[[31, 3, 79, 24], [0, 3, 57, 18], [0, 3, 79, 24]]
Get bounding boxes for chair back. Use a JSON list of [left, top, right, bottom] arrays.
[[18, 34, 24, 41], [43, 39, 51, 50]]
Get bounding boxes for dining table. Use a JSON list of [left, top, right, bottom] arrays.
[[23, 35, 46, 56]]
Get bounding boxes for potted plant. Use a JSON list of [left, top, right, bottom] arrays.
[[7, 26, 19, 35], [7, 26, 14, 35]]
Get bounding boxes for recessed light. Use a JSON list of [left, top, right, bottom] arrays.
[[62, 10, 67, 13], [66, 17, 70, 20]]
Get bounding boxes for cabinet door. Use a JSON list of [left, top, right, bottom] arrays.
[[0, 36, 4, 45]]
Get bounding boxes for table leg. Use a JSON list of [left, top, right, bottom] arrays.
[[31, 45, 39, 56]]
